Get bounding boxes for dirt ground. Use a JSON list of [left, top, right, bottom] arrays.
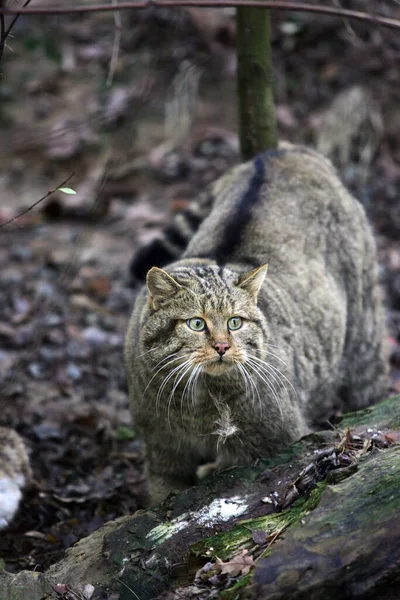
[[0, 1, 399, 575]]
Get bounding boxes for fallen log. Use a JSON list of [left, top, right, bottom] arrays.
[[2, 394, 400, 600]]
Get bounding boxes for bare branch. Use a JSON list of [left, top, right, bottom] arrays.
[[106, 0, 122, 88], [1, 0, 32, 53], [0, 174, 75, 229], [0, 0, 7, 64], [0, 1, 399, 31]]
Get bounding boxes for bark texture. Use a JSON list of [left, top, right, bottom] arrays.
[[236, 5, 278, 159]]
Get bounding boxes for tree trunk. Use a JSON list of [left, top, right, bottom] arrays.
[[236, 5, 278, 159]]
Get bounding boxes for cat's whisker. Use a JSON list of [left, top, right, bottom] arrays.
[[239, 361, 257, 406], [182, 364, 201, 410], [136, 346, 160, 360], [248, 356, 287, 401], [264, 342, 285, 350], [143, 353, 181, 400], [155, 360, 190, 416], [157, 360, 188, 402], [249, 354, 298, 399], [181, 363, 198, 416], [265, 349, 287, 366], [240, 362, 263, 415], [246, 359, 283, 421], [167, 362, 193, 426], [247, 354, 298, 421], [236, 362, 255, 407], [151, 352, 179, 372], [235, 362, 249, 398], [244, 366, 259, 408], [247, 361, 282, 421], [236, 361, 257, 407], [191, 364, 203, 410], [181, 367, 193, 412]]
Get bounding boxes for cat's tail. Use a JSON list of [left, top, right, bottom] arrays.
[[129, 189, 213, 284]]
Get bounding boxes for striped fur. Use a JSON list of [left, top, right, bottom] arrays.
[[125, 143, 388, 505]]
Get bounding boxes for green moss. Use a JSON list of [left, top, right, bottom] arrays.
[[190, 485, 326, 599], [191, 484, 326, 562], [339, 395, 400, 429], [220, 573, 251, 600], [257, 431, 334, 470]]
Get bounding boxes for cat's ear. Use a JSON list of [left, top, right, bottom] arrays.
[[238, 264, 268, 301], [146, 267, 182, 310]]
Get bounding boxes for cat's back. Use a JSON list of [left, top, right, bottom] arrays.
[[182, 144, 372, 274]]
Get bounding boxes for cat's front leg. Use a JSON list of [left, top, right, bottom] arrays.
[[196, 447, 253, 481], [144, 438, 198, 505]]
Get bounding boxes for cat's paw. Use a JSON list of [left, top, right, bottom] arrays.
[[0, 477, 23, 529], [0, 428, 31, 529], [197, 462, 218, 480]]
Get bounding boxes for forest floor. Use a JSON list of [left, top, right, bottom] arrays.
[[0, 1, 399, 575]]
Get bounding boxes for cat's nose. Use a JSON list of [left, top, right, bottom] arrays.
[[214, 341, 230, 356]]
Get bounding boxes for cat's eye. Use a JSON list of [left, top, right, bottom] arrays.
[[227, 316, 242, 330], [187, 317, 206, 331]]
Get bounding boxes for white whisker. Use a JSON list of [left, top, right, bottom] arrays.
[[265, 349, 287, 366], [168, 362, 193, 425], [182, 364, 200, 413], [249, 354, 297, 398], [151, 352, 179, 372], [264, 342, 284, 350], [241, 362, 263, 415], [155, 360, 190, 416], [246, 359, 283, 420], [235, 362, 249, 398], [136, 346, 159, 360], [191, 364, 202, 410], [143, 353, 181, 399]]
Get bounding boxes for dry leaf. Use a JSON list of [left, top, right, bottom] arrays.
[[384, 430, 400, 444], [215, 549, 255, 577]]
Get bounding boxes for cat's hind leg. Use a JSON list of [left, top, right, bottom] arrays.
[[340, 257, 389, 412]]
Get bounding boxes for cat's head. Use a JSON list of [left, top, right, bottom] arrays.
[[140, 264, 268, 378]]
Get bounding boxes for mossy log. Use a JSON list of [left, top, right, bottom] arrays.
[[2, 395, 400, 600]]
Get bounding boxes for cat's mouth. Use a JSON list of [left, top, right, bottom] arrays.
[[203, 357, 235, 376]]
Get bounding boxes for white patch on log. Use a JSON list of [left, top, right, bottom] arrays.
[[146, 495, 249, 545], [196, 495, 249, 525]]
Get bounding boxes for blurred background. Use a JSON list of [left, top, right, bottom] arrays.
[[0, 0, 399, 573]]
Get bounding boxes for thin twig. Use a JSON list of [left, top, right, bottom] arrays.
[[0, 0, 33, 64], [0, 1, 399, 31], [254, 522, 288, 563], [114, 576, 142, 600], [106, 0, 122, 88], [0, 173, 75, 229], [0, 0, 6, 63], [3, 0, 31, 39]]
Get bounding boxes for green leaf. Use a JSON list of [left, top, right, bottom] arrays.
[[116, 426, 136, 441], [57, 187, 77, 195]]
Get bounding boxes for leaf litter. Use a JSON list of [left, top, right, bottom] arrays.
[[0, 1, 400, 591]]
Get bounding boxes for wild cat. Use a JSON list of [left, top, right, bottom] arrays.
[[0, 427, 31, 528], [125, 143, 388, 504]]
